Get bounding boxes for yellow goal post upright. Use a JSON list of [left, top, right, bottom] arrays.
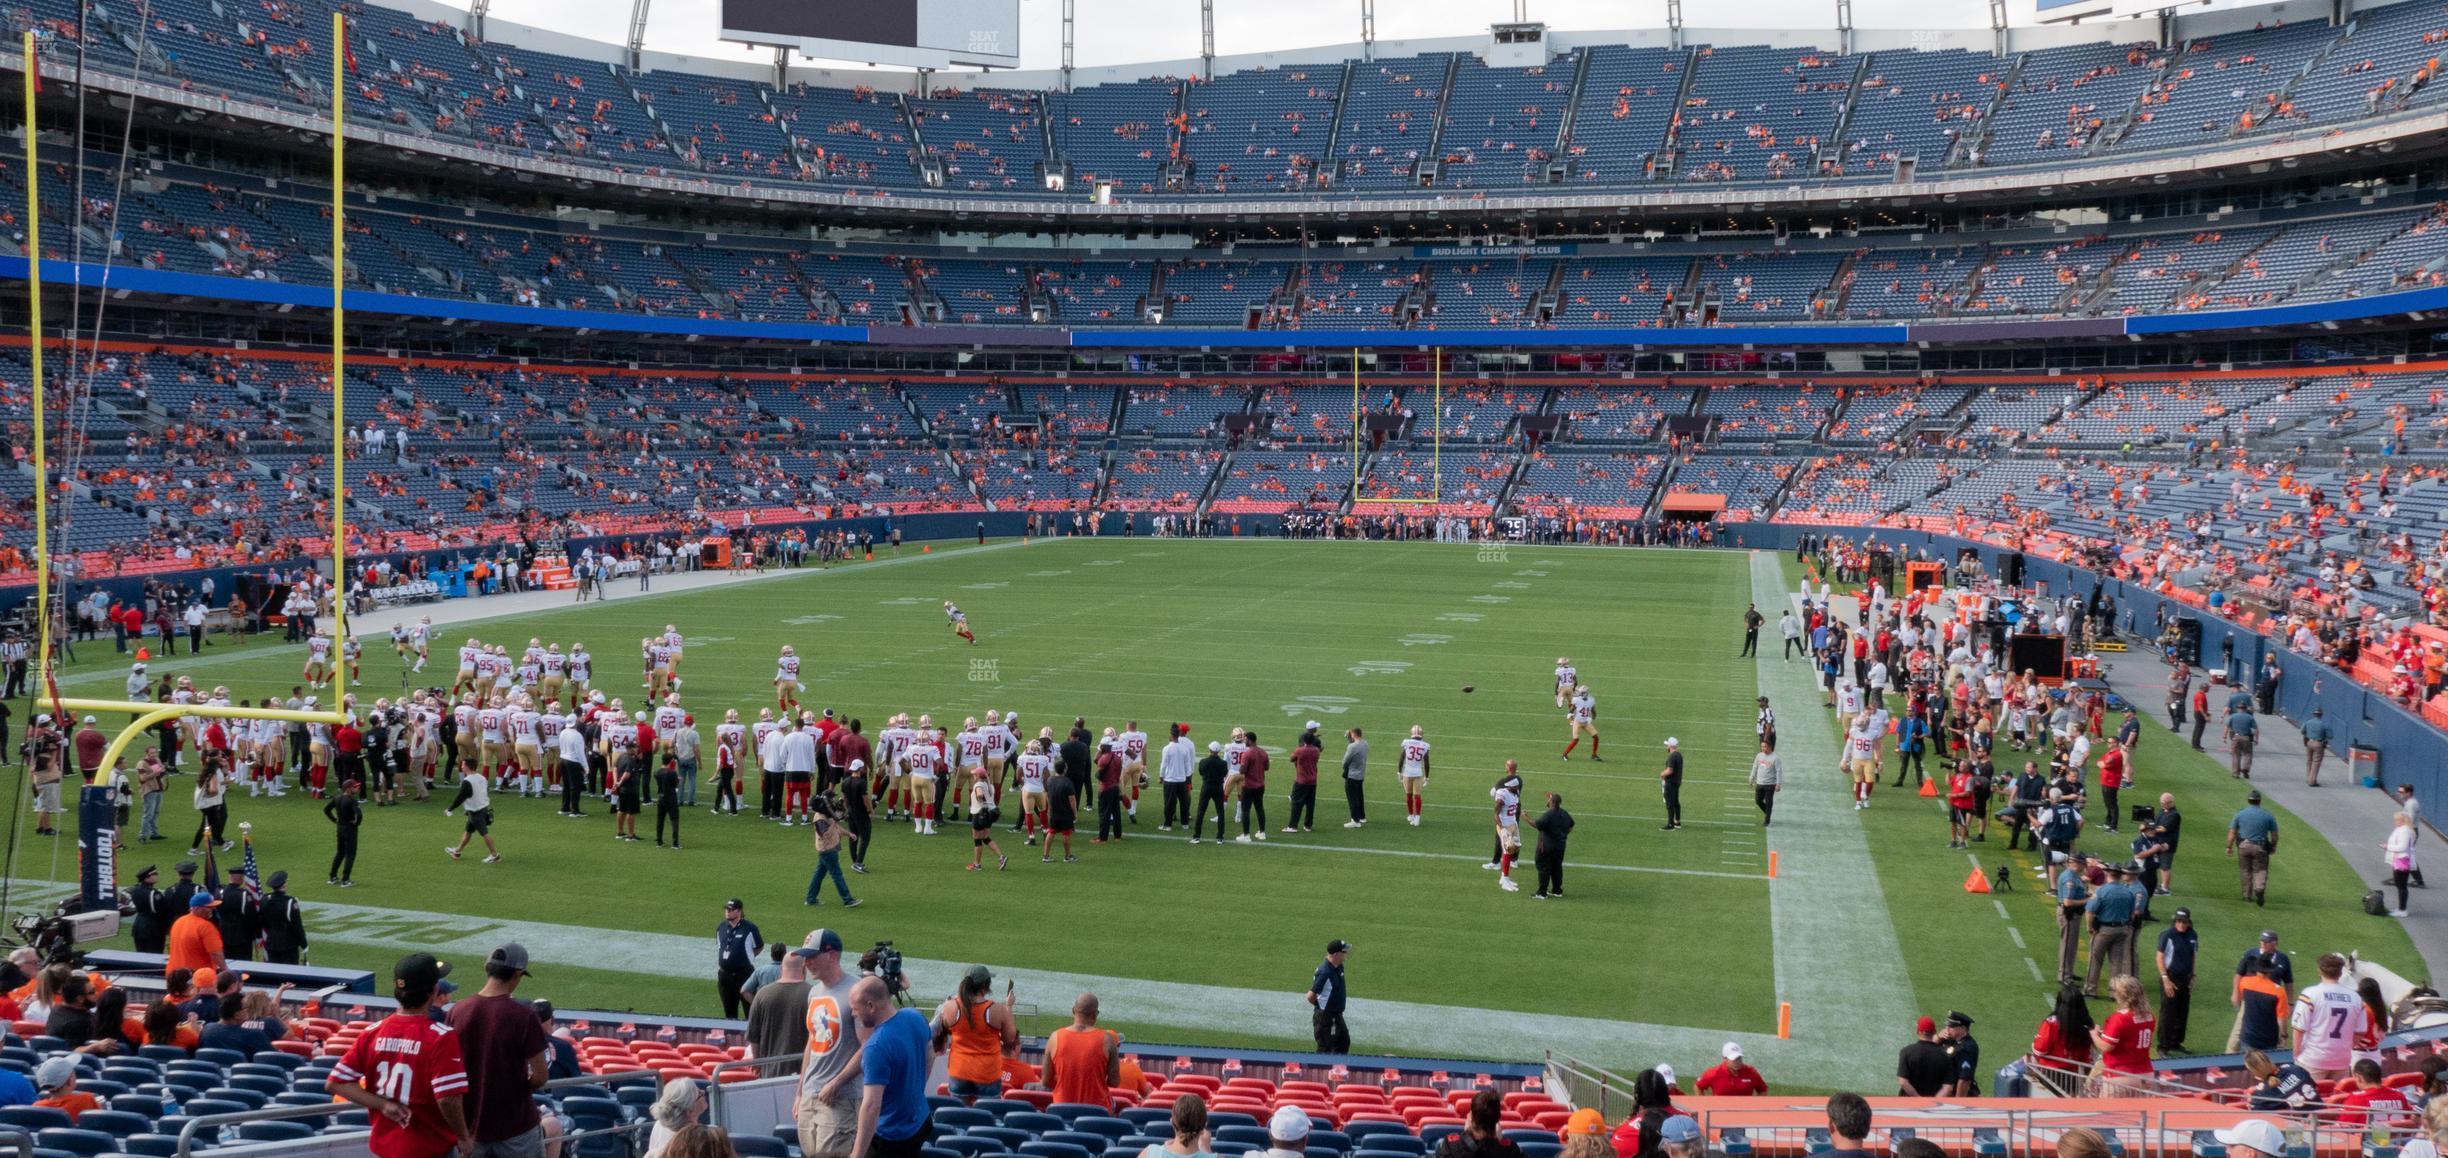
[[1347, 347, 1443, 508], [14, 27, 346, 920]]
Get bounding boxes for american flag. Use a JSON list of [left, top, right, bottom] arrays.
[[240, 835, 267, 955]]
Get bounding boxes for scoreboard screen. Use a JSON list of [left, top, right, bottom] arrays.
[[720, 0, 1021, 69]]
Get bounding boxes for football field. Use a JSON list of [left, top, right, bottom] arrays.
[[0, 537, 2420, 1090]]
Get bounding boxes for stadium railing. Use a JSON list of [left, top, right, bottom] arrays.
[[1541, 1051, 1643, 1120], [707, 1052, 805, 1142]]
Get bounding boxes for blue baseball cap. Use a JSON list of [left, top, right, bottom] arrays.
[[1661, 1118, 1701, 1145], [187, 892, 218, 909]]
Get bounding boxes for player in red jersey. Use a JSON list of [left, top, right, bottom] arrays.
[[328, 953, 471, 1158]]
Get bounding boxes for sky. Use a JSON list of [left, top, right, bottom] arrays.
[[442, 0, 2196, 75]]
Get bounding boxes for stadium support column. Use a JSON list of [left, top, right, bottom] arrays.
[[1988, 0, 2007, 57], [1360, 0, 1374, 61], [1835, 0, 1852, 55], [1665, 0, 1682, 51], [774, 46, 789, 90], [625, 0, 649, 72], [1201, 0, 1214, 78], [1061, 0, 1075, 92], [467, 0, 488, 42]]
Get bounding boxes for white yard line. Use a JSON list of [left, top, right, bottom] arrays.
[[1753, 552, 1921, 1090]]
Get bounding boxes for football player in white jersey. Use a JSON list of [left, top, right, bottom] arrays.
[[944, 601, 976, 644], [1562, 684, 1601, 761], [409, 617, 432, 671], [654, 696, 685, 758], [1222, 727, 1250, 823], [540, 645, 568, 707], [905, 727, 943, 834], [980, 710, 1014, 810], [750, 708, 782, 819], [341, 637, 363, 686], [1553, 657, 1578, 709], [454, 639, 481, 697], [1399, 725, 1433, 825], [1490, 760, 1524, 892], [303, 630, 334, 689], [774, 646, 803, 715], [646, 637, 679, 700], [713, 709, 746, 815], [390, 624, 412, 662], [1015, 738, 1054, 844], [1118, 720, 1150, 821], [567, 643, 593, 699], [476, 697, 509, 784]]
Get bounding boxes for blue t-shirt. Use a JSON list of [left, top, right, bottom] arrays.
[[0, 1067, 31, 1107], [862, 1008, 932, 1142]]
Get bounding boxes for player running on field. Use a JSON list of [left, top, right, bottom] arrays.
[[1400, 725, 1432, 825], [1553, 657, 1578, 710], [945, 601, 977, 644], [1561, 684, 1602, 761], [775, 646, 803, 715]]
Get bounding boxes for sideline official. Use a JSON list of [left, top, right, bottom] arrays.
[[1307, 940, 1350, 1054], [1341, 728, 1369, 827], [1532, 792, 1574, 899], [1157, 726, 1194, 830]]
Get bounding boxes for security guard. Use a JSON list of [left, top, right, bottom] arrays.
[[2227, 790, 2280, 906], [260, 872, 308, 965], [127, 866, 171, 954], [2039, 789, 2085, 871], [2055, 853, 2093, 988], [1939, 1011, 1981, 1096], [2157, 907, 2199, 1054], [165, 860, 204, 912], [714, 898, 763, 1020], [2085, 861, 2142, 995]]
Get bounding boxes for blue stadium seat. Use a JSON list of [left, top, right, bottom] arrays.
[[200, 1088, 268, 1111], [2192, 1133, 2227, 1158], [978, 1100, 1038, 1121], [1208, 1114, 1260, 1132], [1311, 1130, 1352, 1154], [225, 1074, 286, 1098], [29, 1147, 80, 1158], [1074, 1119, 1132, 1142], [616, 1086, 659, 1110], [1017, 1142, 1093, 1158], [27, 1036, 70, 1054], [936, 1108, 996, 1131], [191, 1049, 247, 1069], [1006, 1113, 1065, 1136], [1344, 1124, 1411, 1143], [1118, 1109, 1170, 1132], [227, 1063, 290, 1082], [1119, 1136, 1168, 1149], [247, 1052, 306, 1071], [273, 1092, 333, 1107], [1419, 1126, 1465, 1151], [938, 1136, 1011, 1157], [1503, 1131, 1551, 1146], [1103, 1148, 1145, 1158], [33, 1129, 115, 1157], [117, 1137, 179, 1158], [932, 1096, 965, 1111], [1048, 1105, 1110, 1124], [0, 1108, 75, 1133], [1355, 1138, 1426, 1157], [1214, 1145, 1259, 1158], [175, 1098, 250, 1120], [133, 1047, 185, 1064], [732, 1137, 790, 1158], [73, 1081, 127, 1101], [1805, 1128, 1833, 1155], [1520, 1143, 1561, 1158], [1719, 1129, 1752, 1158], [922, 1148, 963, 1158], [157, 1075, 212, 1098], [1215, 1127, 1273, 1150], [972, 1126, 1034, 1150], [69, 1112, 149, 1140], [163, 1061, 223, 1079], [1045, 1131, 1112, 1151], [3, 1047, 42, 1069], [1972, 1130, 2008, 1157]]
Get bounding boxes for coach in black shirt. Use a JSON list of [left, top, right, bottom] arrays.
[[1193, 742, 1230, 843], [1059, 729, 1092, 786], [1658, 739, 1684, 831], [1532, 793, 1574, 899]]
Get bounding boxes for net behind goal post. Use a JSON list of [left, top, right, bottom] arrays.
[[1348, 349, 1444, 508]]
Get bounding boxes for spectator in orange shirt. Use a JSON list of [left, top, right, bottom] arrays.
[[32, 1058, 98, 1121], [1043, 993, 1120, 1109], [165, 892, 226, 977], [1694, 1042, 1768, 1096]]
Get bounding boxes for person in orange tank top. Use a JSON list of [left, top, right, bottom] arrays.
[[932, 966, 1017, 1106], [1044, 994, 1122, 1110]]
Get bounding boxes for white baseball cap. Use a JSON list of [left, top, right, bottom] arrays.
[[1209, 741, 1222, 753], [1268, 1107, 1311, 1143], [849, 759, 867, 772], [1306, 720, 1321, 730], [1721, 1041, 1744, 1060], [1655, 1063, 1677, 1087], [2213, 1121, 2287, 1158], [1664, 737, 1680, 747]]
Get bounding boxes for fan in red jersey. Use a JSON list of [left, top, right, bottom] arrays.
[[328, 953, 472, 1158]]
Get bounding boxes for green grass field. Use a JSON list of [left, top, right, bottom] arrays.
[[0, 537, 2419, 1090]]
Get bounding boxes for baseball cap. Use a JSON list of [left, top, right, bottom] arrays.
[[849, 759, 866, 772], [725, 898, 744, 911], [2247, 790, 2263, 804], [532, 999, 556, 1022], [2260, 930, 2279, 943], [188, 892, 218, 909], [1327, 939, 1351, 955], [1915, 1015, 1936, 1035], [796, 929, 844, 957], [2214, 1121, 2288, 1158], [1655, 1064, 1676, 1088], [394, 952, 446, 991], [80, 715, 93, 725], [1209, 741, 1222, 753], [487, 943, 533, 976], [1268, 1106, 1311, 1143], [1306, 720, 1321, 731], [2173, 907, 2192, 921], [1663, 737, 1679, 747], [1721, 1041, 1744, 1061], [1660, 1117, 1701, 1145], [34, 1056, 75, 1092], [1564, 1109, 1606, 1138]]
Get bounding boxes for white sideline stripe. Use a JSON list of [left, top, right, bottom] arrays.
[[0, 878, 1799, 1068], [1121, 832, 1766, 881], [1754, 553, 1921, 1091]]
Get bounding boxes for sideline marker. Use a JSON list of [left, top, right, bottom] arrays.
[[1767, 851, 1779, 878], [1777, 1003, 1791, 1039], [1963, 868, 1992, 894]]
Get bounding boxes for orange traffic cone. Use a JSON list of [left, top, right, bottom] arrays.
[[1918, 778, 1939, 798], [1963, 868, 1991, 894]]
